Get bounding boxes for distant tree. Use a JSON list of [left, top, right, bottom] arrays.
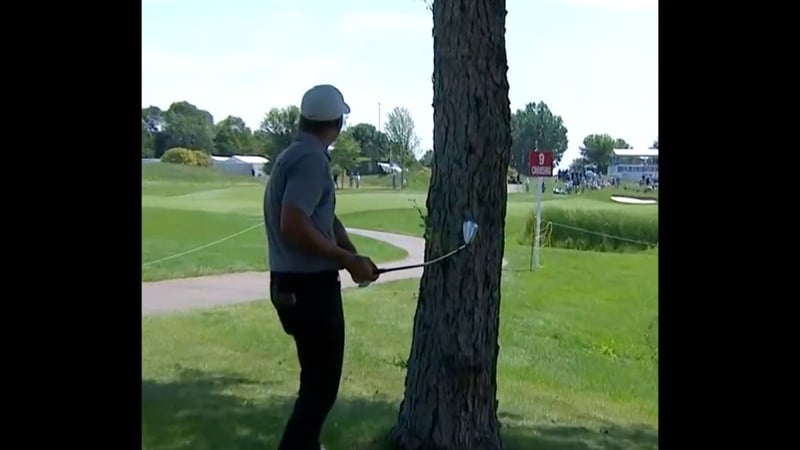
[[348, 123, 391, 162], [142, 121, 155, 158], [614, 138, 632, 150], [158, 101, 216, 155], [391, 141, 418, 173], [329, 132, 366, 187], [384, 107, 420, 155], [651, 138, 658, 149], [253, 130, 279, 162], [510, 101, 569, 174], [142, 106, 165, 134], [259, 105, 301, 161], [214, 116, 256, 156], [419, 149, 434, 167], [569, 157, 589, 171], [384, 106, 420, 188], [580, 133, 631, 174], [142, 106, 166, 157]]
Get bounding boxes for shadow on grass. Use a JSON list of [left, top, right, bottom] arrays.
[[142, 369, 657, 450]]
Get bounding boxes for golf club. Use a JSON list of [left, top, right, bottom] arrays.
[[358, 219, 478, 287]]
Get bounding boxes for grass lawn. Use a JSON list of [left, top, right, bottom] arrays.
[[142, 206, 408, 281], [141, 164, 658, 449], [337, 195, 657, 243], [142, 247, 658, 449], [142, 165, 656, 242], [142, 164, 411, 281], [354, 169, 432, 192], [141, 162, 264, 196]]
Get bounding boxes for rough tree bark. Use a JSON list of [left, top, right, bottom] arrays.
[[389, 0, 511, 449]]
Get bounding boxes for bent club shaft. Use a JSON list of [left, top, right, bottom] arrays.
[[377, 244, 467, 274], [377, 262, 426, 274]]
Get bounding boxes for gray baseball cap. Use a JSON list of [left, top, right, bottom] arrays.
[[300, 84, 351, 121]]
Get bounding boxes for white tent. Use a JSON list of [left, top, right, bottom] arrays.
[[377, 162, 403, 174], [212, 155, 269, 177]]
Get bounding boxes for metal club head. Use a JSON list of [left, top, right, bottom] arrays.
[[462, 220, 479, 245], [370, 219, 480, 279]]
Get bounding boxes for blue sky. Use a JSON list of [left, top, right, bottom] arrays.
[[142, 0, 658, 167]]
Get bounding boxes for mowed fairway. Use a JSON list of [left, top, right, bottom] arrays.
[[142, 164, 658, 449], [141, 165, 409, 281]]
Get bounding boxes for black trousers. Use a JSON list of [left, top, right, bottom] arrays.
[[270, 270, 344, 450]]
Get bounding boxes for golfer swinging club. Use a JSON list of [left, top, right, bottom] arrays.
[[264, 84, 380, 450]]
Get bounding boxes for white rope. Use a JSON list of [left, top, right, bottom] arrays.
[[142, 221, 264, 267]]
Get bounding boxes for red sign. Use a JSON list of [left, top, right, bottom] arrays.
[[529, 150, 554, 177]]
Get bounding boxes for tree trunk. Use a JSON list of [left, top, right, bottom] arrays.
[[390, 1, 511, 449]]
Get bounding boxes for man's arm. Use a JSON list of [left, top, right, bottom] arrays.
[[333, 216, 357, 253], [279, 155, 354, 266]]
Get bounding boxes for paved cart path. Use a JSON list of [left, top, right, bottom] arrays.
[[142, 228, 432, 316]]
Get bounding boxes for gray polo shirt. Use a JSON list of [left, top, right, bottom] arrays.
[[264, 132, 339, 273]]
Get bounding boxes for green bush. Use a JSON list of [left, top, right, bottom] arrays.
[[160, 147, 212, 168], [520, 208, 658, 252]]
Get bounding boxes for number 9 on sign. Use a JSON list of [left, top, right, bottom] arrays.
[[529, 150, 554, 177]]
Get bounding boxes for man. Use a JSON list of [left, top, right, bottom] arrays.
[[263, 84, 380, 450]]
